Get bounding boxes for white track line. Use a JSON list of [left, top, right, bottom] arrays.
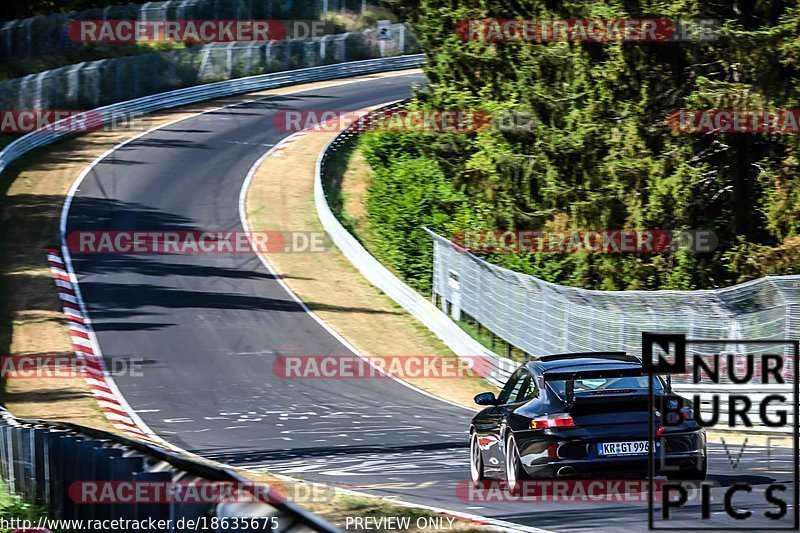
[[58, 71, 421, 441], [237, 117, 472, 412], [56, 70, 526, 530], [267, 473, 553, 533]]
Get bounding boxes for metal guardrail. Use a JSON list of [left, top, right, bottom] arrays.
[[0, 407, 339, 531], [0, 54, 424, 177], [0, 53, 425, 530], [314, 104, 796, 434], [314, 103, 517, 389]]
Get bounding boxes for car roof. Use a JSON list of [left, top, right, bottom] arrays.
[[525, 352, 642, 374]]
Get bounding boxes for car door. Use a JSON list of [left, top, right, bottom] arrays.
[[472, 368, 527, 471]]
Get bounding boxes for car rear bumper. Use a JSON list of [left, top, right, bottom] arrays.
[[520, 451, 705, 477], [517, 428, 706, 477]]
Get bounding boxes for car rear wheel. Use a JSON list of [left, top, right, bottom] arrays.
[[469, 432, 485, 482], [505, 433, 525, 492]]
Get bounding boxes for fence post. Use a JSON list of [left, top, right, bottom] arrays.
[[246, 42, 254, 75], [2, 20, 18, 60], [66, 62, 85, 107], [23, 19, 33, 58], [197, 45, 211, 80], [140, 2, 153, 21], [33, 71, 47, 109], [226, 42, 235, 78], [92, 62, 103, 107], [265, 41, 273, 72], [177, 0, 190, 19]]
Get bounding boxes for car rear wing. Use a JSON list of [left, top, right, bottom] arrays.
[[541, 366, 663, 407]]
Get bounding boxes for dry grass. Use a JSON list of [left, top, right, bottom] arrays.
[[245, 124, 498, 409]]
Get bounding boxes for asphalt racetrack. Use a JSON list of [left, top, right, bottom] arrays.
[[65, 72, 797, 532]]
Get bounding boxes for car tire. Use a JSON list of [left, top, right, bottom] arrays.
[[469, 432, 486, 482], [504, 433, 525, 493], [666, 455, 707, 481]]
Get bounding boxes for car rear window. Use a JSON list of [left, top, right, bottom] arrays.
[[548, 376, 663, 396]]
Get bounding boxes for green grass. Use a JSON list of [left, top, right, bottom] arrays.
[[326, 139, 530, 363], [0, 479, 45, 532]]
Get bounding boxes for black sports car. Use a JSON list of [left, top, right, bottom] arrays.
[[469, 352, 706, 489]]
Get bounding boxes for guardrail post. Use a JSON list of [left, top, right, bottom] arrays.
[[171, 473, 213, 533], [91, 447, 124, 520], [19, 427, 34, 502], [75, 439, 108, 521], [32, 428, 48, 507], [109, 455, 145, 529], [45, 430, 64, 517], [11, 426, 24, 499], [58, 435, 85, 519], [0, 425, 8, 487], [133, 471, 171, 523]]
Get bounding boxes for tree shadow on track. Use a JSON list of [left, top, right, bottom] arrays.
[[195, 441, 470, 466]]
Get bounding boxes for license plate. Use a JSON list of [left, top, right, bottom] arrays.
[[598, 441, 650, 456]]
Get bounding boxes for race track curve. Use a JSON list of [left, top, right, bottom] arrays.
[[64, 72, 796, 532]]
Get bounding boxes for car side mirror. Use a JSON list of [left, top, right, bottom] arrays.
[[474, 392, 498, 406]]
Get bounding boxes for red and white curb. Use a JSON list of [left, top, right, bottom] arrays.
[[270, 130, 309, 157], [44, 247, 156, 441], [270, 110, 380, 158]]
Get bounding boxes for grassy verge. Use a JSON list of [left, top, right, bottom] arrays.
[[326, 138, 530, 364], [245, 116, 497, 409]]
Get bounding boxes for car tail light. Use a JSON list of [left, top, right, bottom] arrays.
[[530, 413, 575, 430]]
